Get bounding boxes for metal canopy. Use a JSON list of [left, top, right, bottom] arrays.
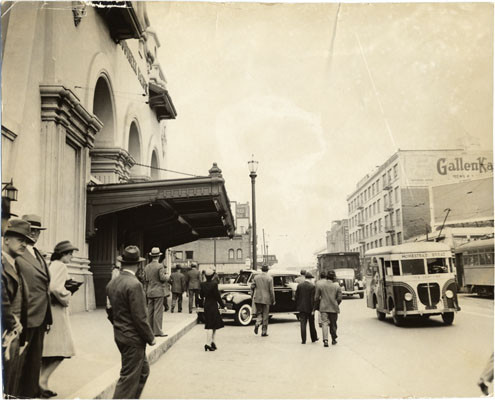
[[86, 166, 235, 247]]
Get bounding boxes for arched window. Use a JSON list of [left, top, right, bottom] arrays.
[[237, 249, 242, 259], [228, 249, 234, 260]]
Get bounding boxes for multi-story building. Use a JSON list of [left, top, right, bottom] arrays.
[[326, 220, 349, 252], [1, 2, 234, 311], [347, 149, 493, 256]]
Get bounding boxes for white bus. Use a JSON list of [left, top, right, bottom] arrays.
[[364, 242, 460, 326]]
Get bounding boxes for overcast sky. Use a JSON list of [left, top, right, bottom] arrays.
[[148, 1, 493, 267]]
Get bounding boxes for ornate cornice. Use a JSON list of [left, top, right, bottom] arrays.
[[40, 84, 103, 149], [90, 147, 136, 183]]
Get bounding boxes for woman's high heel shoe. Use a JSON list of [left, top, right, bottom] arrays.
[[211, 342, 217, 350], [204, 344, 215, 351]]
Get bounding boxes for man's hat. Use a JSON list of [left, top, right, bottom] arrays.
[[319, 271, 327, 279], [190, 262, 198, 268], [117, 245, 145, 264], [5, 219, 35, 244], [300, 269, 306, 275], [21, 214, 46, 230], [53, 240, 79, 254], [305, 271, 314, 279], [261, 264, 269, 272], [327, 270, 336, 279], [149, 247, 162, 257]]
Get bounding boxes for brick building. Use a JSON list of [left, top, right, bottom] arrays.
[[326, 220, 349, 252], [347, 149, 493, 256]]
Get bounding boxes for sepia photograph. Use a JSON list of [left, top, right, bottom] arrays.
[[1, 0, 493, 398]]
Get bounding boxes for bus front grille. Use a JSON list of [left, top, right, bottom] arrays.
[[417, 283, 440, 309]]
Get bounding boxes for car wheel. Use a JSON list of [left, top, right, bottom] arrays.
[[234, 303, 253, 326], [442, 312, 454, 325]]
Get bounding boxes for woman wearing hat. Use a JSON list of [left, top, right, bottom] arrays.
[[39, 240, 78, 398], [199, 269, 227, 351]]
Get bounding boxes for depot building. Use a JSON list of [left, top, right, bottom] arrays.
[[1, 2, 235, 311]]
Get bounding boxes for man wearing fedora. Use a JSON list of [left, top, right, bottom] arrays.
[[251, 264, 275, 337], [144, 247, 168, 337], [169, 264, 186, 313], [16, 214, 52, 398], [295, 271, 319, 344], [186, 262, 201, 313], [106, 245, 155, 399], [2, 219, 33, 397], [314, 270, 342, 347]]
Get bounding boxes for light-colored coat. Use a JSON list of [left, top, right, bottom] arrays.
[[314, 279, 342, 313], [144, 261, 167, 298], [251, 272, 275, 305], [42, 260, 75, 357]]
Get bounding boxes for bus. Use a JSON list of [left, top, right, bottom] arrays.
[[455, 238, 494, 297], [364, 242, 460, 326]]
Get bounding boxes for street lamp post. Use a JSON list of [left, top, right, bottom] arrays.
[[248, 157, 259, 270]]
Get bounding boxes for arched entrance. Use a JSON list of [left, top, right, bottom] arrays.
[[92, 76, 115, 147]]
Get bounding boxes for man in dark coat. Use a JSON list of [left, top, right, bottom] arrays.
[[251, 264, 275, 337], [107, 246, 156, 399], [314, 270, 342, 347], [16, 214, 52, 398], [186, 263, 201, 313], [2, 219, 32, 397], [169, 265, 186, 313], [144, 247, 168, 337], [295, 271, 318, 344]]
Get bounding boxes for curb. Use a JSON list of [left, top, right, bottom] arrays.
[[68, 317, 197, 399]]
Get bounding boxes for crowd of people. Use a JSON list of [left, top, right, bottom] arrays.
[[2, 215, 78, 398]]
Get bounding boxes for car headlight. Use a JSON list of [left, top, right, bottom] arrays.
[[445, 290, 454, 299], [225, 294, 234, 302], [404, 293, 413, 301]]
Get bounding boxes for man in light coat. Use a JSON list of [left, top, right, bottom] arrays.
[[144, 247, 168, 337], [107, 246, 156, 399], [251, 264, 275, 337], [16, 214, 52, 398], [314, 270, 342, 347]]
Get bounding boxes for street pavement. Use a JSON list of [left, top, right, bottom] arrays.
[[49, 305, 196, 399], [142, 294, 493, 399]]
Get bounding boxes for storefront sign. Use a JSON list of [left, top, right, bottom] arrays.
[[119, 41, 148, 95], [437, 157, 493, 175]]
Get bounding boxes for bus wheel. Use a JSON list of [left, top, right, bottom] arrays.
[[376, 309, 386, 321], [234, 303, 253, 326], [442, 312, 454, 325]]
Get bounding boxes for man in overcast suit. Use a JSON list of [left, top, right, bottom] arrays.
[[107, 246, 156, 399], [251, 264, 275, 337], [16, 214, 52, 398]]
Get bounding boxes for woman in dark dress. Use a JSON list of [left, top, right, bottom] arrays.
[[200, 269, 226, 351]]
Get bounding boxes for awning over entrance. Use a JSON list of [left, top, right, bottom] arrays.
[[148, 82, 177, 121], [86, 164, 235, 248]]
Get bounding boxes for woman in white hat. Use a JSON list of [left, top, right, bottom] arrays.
[[39, 240, 79, 397], [200, 269, 227, 351]]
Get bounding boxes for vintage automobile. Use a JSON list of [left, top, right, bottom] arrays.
[[334, 268, 365, 298], [199, 269, 300, 326]]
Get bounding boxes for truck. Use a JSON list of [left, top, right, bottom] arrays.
[[316, 252, 364, 298]]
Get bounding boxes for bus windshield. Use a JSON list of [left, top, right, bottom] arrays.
[[426, 258, 449, 274], [401, 259, 425, 275]]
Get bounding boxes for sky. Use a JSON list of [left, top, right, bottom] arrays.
[[148, 1, 493, 268]]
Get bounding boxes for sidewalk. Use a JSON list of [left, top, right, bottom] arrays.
[[49, 308, 197, 399]]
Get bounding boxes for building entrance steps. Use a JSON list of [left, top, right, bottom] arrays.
[[49, 308, 197, 399]]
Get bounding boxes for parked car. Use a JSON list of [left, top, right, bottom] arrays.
[[197, 269, 299, 326]]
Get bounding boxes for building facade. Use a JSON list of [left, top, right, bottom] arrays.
[[326, 220, 349, 252], [346, 149, 493, 256], [2, 2, 234, 311]]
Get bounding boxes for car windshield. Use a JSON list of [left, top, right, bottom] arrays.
[[401, 259, 425, 275], [235, 271, 253, 284]]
